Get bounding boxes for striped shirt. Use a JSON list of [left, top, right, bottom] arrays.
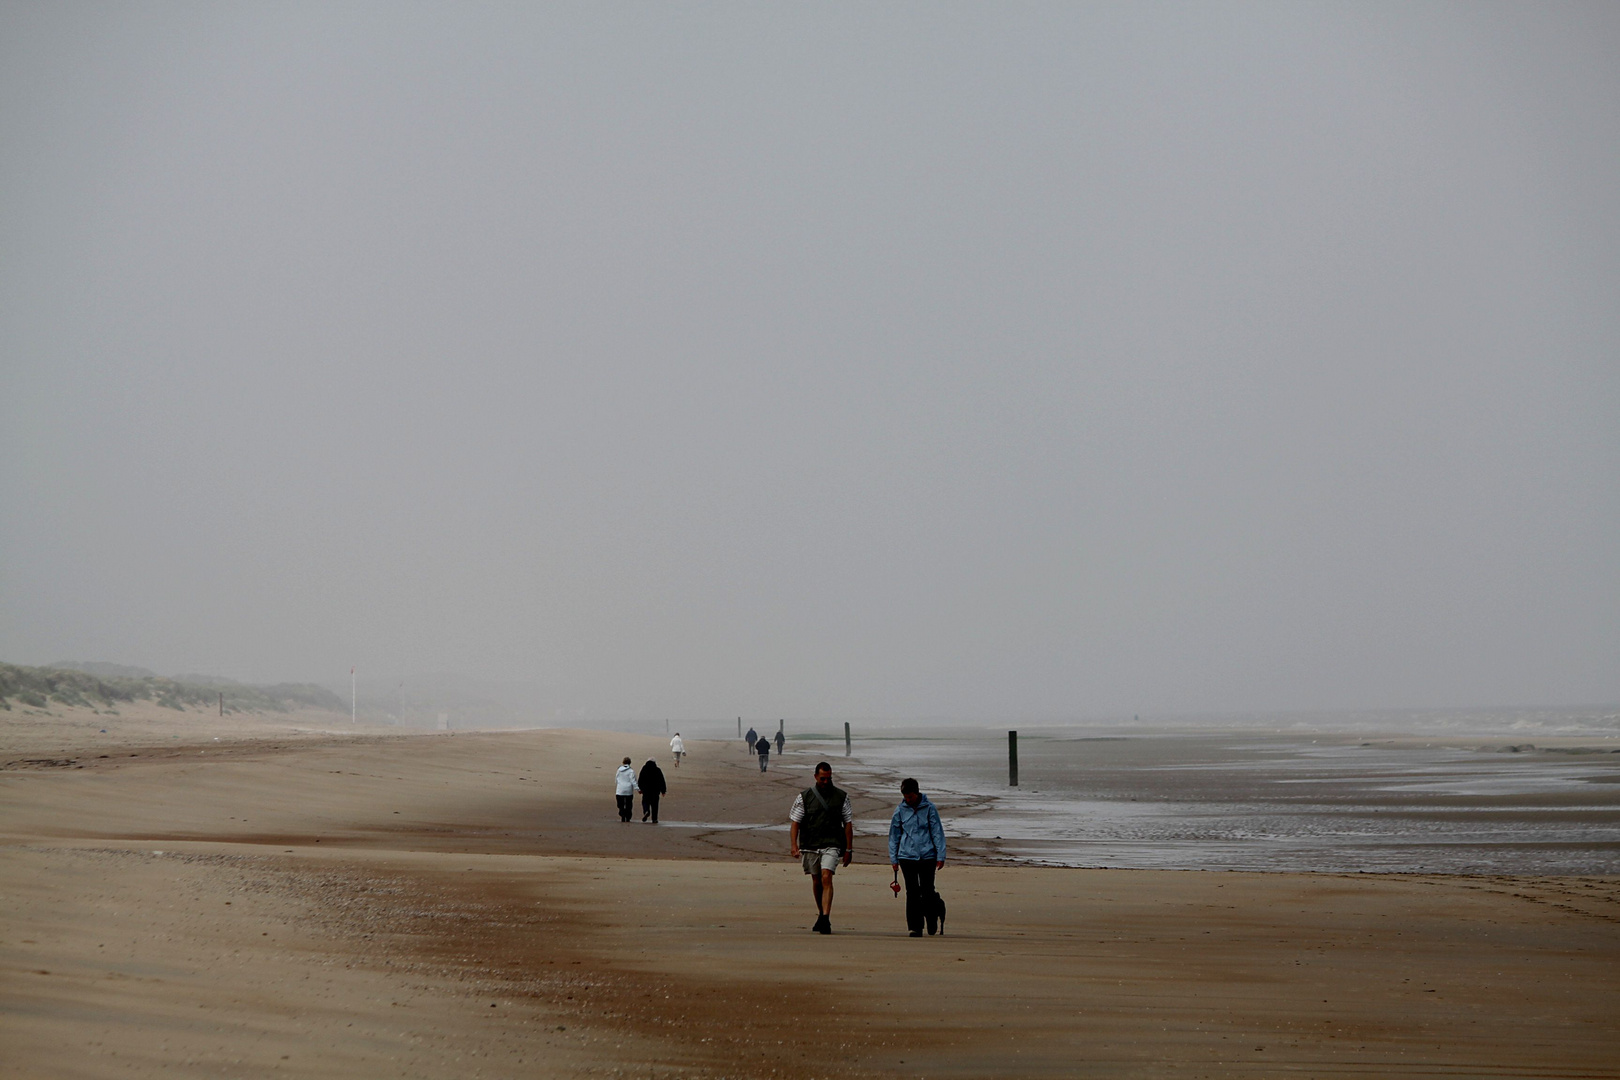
[[789, 790, 854, 825]]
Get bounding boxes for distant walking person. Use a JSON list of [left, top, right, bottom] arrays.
[[744, 725, 758, 754], [788, 762, 853, 935], [669, 732, 685, 767], [614, 757, 638, 823], [638, 759, 667, 823], [888, 778, 947, 936], [774, 727, 785, 755], [755, 736, 771, 772]]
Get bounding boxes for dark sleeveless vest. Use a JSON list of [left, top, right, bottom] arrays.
[[798, 783, 848, 850]]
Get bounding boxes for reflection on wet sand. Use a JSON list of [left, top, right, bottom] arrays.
[[824, 722, 1620, 874]]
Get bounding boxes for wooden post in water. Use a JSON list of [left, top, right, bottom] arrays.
[[1008, 730, 1019, 787], [737, 716, 741, 738], [218, 692, 223, 717], [844, 721, 851, 757]]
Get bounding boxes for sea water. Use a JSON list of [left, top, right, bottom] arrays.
[[799, 707, 1620, 875]]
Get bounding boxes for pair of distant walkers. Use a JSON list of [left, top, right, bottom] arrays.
[[788, 762, 946, 936], [613, 756, 667, 823], [744, 726, 786, 753], [749, 727, 785, 771]]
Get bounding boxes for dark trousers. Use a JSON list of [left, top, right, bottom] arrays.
[[758, 753, 769, 772], [641, 792, 660, 822], [899, 858, 939, 934], [616, 794, 633, 821]]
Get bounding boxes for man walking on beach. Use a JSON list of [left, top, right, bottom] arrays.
[[669, 732, 684, 767], [744, 725, 758, 754], [614, 757, 638, 822], [888, 777, 946, 936], [788, 762, 853, 935], [755, 735, 771, 772], [774, 725, 785, 756]]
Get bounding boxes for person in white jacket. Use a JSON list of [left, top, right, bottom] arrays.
[[670, 733, 685, 767], [614, 757, 638, 822]]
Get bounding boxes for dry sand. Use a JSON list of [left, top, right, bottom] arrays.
[[3, 713, 1617, 1078]]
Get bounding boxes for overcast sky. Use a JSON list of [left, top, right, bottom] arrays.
[[2, 2, 1616, 720]]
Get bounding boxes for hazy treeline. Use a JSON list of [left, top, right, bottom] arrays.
[[0, 661, 344, 715]]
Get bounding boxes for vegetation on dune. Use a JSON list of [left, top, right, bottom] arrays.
[[0, 662, 345, 715]]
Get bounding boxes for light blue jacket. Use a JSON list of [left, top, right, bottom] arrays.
[[888, 793, 946, 864]]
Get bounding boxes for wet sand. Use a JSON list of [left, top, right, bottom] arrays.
[[3, 717, 1618, 1078], [840, 729, 1620, 874]]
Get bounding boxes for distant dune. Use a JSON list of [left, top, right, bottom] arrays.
[[0, 661, 365, 761], [49, 660, 160, 680], [1, 660, 345, 715]]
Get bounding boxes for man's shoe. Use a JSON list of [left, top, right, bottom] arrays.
[[909, 930, 923, 937], [813, 915, 831, 935]]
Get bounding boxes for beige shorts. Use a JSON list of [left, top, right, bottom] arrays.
[[801, 847, 842, 875]]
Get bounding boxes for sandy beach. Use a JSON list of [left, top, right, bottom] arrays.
[[3, 711, 1618, 1078]]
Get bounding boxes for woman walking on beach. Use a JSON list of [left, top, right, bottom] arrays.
[[669, 732, 685, 767], [614, 757, 638, 822], [888, 778, 946, 936], [638, 758, 667, 822]]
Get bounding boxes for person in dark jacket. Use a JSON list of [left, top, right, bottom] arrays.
[[638, 759, 667, 823], [789, 762, 853, 935], [755, 736, 771, 771], [744, 725, 758, 753], [888, 777, 946, 936], [774, 726, 785, 755]]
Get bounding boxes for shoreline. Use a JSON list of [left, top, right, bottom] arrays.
[[7, 714, 1619, 875], [3, 723, 1618, 1077]]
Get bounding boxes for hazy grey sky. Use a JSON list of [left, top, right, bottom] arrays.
[[3, 2, 1616, 719]]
